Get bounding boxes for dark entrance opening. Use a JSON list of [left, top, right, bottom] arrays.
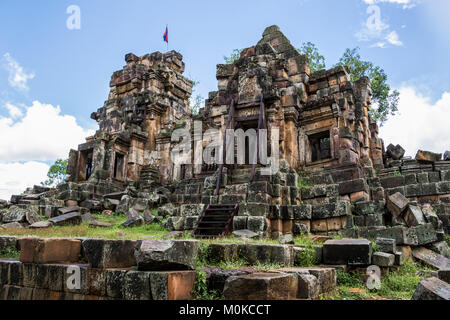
[[235, 120, 259, 165], [309, 130, 331, 162], [85, 151, 93, 180], [114, 153, 125, 180]]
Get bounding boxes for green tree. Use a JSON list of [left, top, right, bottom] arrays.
[[336, 47, 399, 125], [189, 80, 204, 116], [223, 49, 243, 64], [298, 42, 326, 73], [41, 159, 68, 187]]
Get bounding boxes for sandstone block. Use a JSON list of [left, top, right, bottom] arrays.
[[82, 239, 136, 268], [376, 237, 396, 254], [415, 150, 442, 163], [412, 277, 450, 300], [372, 252, 395, 267], [135, 240, 199, 271], [49, 212, 82, 226], [20, 238, 81, 264], [323, 239, 372, 265], [223, 273, 298, 300], [149, 270, 197, 300], [386, 192, 409, 218]]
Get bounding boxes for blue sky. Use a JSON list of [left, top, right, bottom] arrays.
[[0, 0, 449, 199]]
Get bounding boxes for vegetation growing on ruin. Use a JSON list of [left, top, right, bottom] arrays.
[[331, 261, 435, 300], [0, 247, 20, 259], [223, 49, 243, 64], [192, 270, 224, 300]]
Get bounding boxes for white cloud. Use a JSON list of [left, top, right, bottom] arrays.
[[0, 100, 95, 162], [0, 161, 49, 201], [379, 87, 450, 157], [385, 31, 403, 46], [371, 41, 387, 48], [363, 0, 420, 9], [2, 53, 35, 91], [0, 101, 95, 200], [4, 103, 23, 118]]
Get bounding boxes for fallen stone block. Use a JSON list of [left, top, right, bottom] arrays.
[[0, 222, 24, 230], [232, 229, 259, 239], [277, 267, 336, 295], [376, 237, 396, 254], [135, 240, 199, 271], [29, 221, 52, 229], [427, 241, 450, 259], [223, 273, 298, 300], [1, 206, 26, 223], [122, 216, 144, 227], [89, 221, 113, 228], [412, 277, 450, 300], [372, 252, 395, 267], [412, 247, 450, 270], [386, 192, 409, 218], [57, 206, 80, 216], [415, 150, 443, 163], [323, 239, 372, 265], [49, 212, 82, 226], [404, 223, 437, 246], [386, 144, 405, 160], [82, 239, 137, 268], [270, 268, 319, 299], [204, 267, 257, 292], [404, 205, 426, 227], [20, 238, 81, 264], [395, 251, 405, 266]]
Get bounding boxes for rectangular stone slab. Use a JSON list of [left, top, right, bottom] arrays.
[[412, 277, 450, 300], [149, 270, 197, 300], [323, 239, 372, 266], [412, 247, 450, 270], [82, 239, 136, 268], [20, 238, 81, 264], [223, 272, 298, 300]]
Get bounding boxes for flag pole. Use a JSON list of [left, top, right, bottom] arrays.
[[166, 24, 169, 52]]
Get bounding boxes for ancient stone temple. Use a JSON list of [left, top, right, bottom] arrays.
[[66, 50, 194, 187], [3, 26, 450, 243]]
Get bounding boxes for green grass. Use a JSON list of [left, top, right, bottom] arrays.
[[330, 261, 434, 300], [0, 213, 169, 240]]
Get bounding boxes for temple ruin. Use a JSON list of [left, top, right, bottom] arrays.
[[0, 25, 449, 301]]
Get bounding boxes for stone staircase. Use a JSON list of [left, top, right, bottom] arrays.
[[193, 204, 239, 238], [138, 165, 160, 190]]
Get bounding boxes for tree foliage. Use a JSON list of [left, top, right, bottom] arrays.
[[189, 80, 204, 116], [298, 42, 326, 73], [335, 47, 399, 125], [41, 159, 68, 187], [223, 49, 243, 64]]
